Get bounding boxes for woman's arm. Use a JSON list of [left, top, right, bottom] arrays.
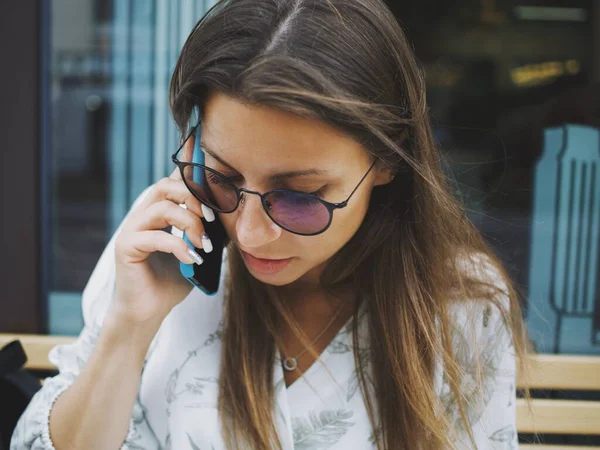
[[47, 312, 160, 450], [10, 187, 162, 450], [10, 315, 161, 450]]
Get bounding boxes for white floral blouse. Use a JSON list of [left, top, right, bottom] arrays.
[[11, 187, 518, 450]]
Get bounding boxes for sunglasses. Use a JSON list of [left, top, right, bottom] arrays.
[[171, 123, 376, 236]]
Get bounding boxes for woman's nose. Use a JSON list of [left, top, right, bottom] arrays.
[[235, 192, 281, 248]]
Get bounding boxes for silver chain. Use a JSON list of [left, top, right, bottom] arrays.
[[281, 301, 345, 372]]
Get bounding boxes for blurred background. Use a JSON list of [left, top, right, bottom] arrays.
[[1, 0, 599, 361]]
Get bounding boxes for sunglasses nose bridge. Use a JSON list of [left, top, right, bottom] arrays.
[[237, 188, 268, 211], [237, 188, 262, 202]]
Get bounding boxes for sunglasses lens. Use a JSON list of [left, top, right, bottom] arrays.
[[181, 164, 331, 234], [265, 191, 331, 235], [182, 164, 238, 212]]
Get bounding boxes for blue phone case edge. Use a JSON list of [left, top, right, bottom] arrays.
[[179, 124, 219, 296]]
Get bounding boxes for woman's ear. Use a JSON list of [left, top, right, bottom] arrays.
[[373, 165, 395, 187]]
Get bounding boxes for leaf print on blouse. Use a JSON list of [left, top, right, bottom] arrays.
[[187, 433, 217, 450], [346, 347, 374, 401], [122, 442, 147, 450], [325, 317, 360, 356], [292, 409, 355, 449], [122, 402, 151, 450], [165, 322, 222, 417], [483, 303, 492, 328], [368, 425, 382, 447], [186, 377, 219, 396], [124, 349, 161, 448], [489, 425, 517, 450], [440, 304, 511, 434], [188, 433, 202, 450], [165, 369, 179, 405], [329, 338, 352, 354]]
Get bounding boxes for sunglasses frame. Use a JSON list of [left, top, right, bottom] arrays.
[[171, 123, 376, 236]]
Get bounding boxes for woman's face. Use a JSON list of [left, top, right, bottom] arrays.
[[186, 92, 392, 287]]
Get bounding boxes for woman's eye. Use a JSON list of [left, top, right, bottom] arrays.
[[206, 171, 242, 186], [216, 170, 242, 182], [223, 174, 243, 183], [291, 186, 327, 198], [206, 172, 227, 186], [308, 188, 325, 199]]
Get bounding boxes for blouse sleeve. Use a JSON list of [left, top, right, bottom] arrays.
[[439, 254, 519, 450], [466, 300, 518, 450], [10, 186, 161, 450]]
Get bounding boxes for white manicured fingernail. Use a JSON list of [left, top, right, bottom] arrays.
[[172, 204, 186, 238], [187, 248, 204, 265], [171, 225, 183, 239], [201, 233, 213, 253], [201, 204, 215, 222]]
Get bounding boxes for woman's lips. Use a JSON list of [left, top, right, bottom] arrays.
[[240, 250, 294, 275]]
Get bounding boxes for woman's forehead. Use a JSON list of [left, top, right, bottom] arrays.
[[200, 93, 366, 168]]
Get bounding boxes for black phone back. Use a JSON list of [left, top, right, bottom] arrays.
[[180, 215, 228, 295]]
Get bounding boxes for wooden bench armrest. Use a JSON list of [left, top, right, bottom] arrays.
[[0, 333, 76, 371]]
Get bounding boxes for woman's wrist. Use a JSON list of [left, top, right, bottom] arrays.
[[101, 308, 163, 362]]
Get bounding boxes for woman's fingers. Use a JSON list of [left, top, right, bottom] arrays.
[[119, 175, 217, 264], [170, 205, 214, 253], [201, 204, 216, 222], [135, 177, 205, 219], [125, 230, 203, 265], [133, 200, 210, 250]]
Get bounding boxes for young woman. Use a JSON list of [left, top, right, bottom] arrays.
[[12, 0, 526, 449]]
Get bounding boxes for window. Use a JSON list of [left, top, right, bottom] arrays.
[[45, 0, 217, 334], [388, 0, 600, 355], [40, 0, 600, 355]]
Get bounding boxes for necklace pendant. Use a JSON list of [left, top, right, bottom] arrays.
[[282, 356, 298, 371]]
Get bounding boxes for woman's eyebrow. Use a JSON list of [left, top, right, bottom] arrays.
[[200, 142, 329, 181]]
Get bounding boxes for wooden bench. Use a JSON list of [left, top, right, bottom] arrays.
[[0, 334, 75, 371], [517, 354, 600, 449], [2, 334, 599, 448]]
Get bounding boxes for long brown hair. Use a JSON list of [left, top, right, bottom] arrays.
[[169, 0, 527, 448]]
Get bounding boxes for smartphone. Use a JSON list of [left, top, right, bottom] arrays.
[[179, 125, 228, 295]]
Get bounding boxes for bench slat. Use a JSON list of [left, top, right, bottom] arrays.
[[3, 334, 600, 441], [0, 333, 75, 371], [4, 339, 600, 390], [517, 399, 600, 435], [518, 354, 600, 391]]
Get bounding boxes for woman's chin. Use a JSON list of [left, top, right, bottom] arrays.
[[246, 266, 298, 286]]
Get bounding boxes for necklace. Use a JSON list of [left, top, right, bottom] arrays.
[[281, 301, 346, 372]]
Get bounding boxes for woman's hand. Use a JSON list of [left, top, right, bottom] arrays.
[[111, 166, 216, 327]]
